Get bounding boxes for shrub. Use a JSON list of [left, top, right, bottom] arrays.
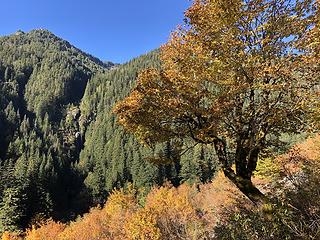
[[1, 232, 22, 240], [144, 184, 208, 240], [125, 209, 160, 240], [25, 219, 65, 240]]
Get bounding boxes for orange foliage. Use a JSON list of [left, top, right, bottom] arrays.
[[25, 220, 65, 240], [15, 174, 255, 240], [113, 0, 319, 205], [277, 134, 320, 175], [144, 184, 207, 239], [124, 209, 160, 240], [59, 207, 110, 240], [60, 188, 138, 240], [101, 187, 138, 239], [1, 232, 22, 240], [59, 187, 138, 240], [196, 172, 247, 223], [59, 184, 211, 239]]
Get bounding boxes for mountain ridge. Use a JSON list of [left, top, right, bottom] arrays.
[[3, 29, 116, 70]]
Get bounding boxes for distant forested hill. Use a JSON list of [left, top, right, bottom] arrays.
[[0, 29, 113, 232], [0, 30, 217, 233]]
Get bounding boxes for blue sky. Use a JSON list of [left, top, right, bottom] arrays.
[[0, 0, 191, 63]]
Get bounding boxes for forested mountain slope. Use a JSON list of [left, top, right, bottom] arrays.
[[0, 29, 112, 157], [0, 29, 113, 232], [0, 30, 217, 233], [78, 50, 217, 204], [0, 29, 110, 118]]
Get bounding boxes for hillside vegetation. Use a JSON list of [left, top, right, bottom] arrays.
[[0, 30, 219, 233], [3, 135, 320, 239]]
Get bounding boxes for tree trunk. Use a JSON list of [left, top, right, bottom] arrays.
[[213, 138, 268, 205], [223, 167, 268, 205]]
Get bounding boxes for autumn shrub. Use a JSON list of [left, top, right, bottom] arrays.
[[123, 179, 243, 239], [57, 184, 210, 240], [25, 219, 65, 240], [124, 208, 160, 240], [59, 207, 111, 240], [1, 232, 22, 240], [254, 156, 281, 181], [142, 184, 209, 240], [102, 186, 138, 239], [59, 186, 138, 240]]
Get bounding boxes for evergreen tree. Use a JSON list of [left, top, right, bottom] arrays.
[[0, 186, 26, 233]]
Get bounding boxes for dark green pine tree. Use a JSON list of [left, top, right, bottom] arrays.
[[196, 145, 216, 183], [180, 144, 217, 184], [180, 145, 202, 184], [0, 164, 27, 233], [0, 187, 26, 233], [156, 141, 181, 186], [0, 115, 6, 158], [84, 164, 106, 205], [131, 143, 159, 189]]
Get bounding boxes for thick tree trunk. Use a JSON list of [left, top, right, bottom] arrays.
[[213, 138, 268, 205], [223, 167, 268, 205]]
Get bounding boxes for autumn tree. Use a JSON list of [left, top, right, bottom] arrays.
[[114, 0, 320, 204]]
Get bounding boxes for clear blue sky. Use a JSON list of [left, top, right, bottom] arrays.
[[0, 0, 191, 63]]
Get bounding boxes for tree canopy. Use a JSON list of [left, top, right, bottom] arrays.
[[114, 0, 320, 204]]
